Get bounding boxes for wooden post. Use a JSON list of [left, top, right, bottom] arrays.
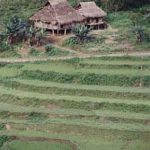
[[64, 29, 67, 35], [57, 30, 59, 36], [52, 30, 55, 35]]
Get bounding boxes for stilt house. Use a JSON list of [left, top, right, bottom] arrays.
[[76, 2, 107, 29], [29, 0, 85, 35]]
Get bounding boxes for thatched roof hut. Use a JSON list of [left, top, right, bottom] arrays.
[[76, 1, 107, 29], [76, 2, 107, 18], [29, 0, 84, 34]]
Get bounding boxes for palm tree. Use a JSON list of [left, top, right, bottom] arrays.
[[72, 24, 91, 43]]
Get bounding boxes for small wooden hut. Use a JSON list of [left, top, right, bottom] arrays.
[[29, 0, 85, 35], [76, 2, 107, 29]]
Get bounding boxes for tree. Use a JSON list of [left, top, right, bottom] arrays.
[[26, 26, 36, 47], [72, 24, 91, 43], [143, 12, 150, 24], [35, 28, 46, 47], [26, 27, 46, 47], [5, 15, 28, 45], [104, 0, 150, 11]]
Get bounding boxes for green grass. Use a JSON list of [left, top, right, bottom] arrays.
[[63, 33, 122, 53], [10, 79, 150, 94], [80, 59, 150, 65], [0, 56, 149, 150], [2, 141, 72, 150], [0, 67, 19, 78], [0, 86, 150, 114], [22, 63, 150, 76], [1, 79, 149, 101], [0, 1, 150, 149], [1, 130, 149, 150], [20, 69, 150, 87], [64, 8, 150, 53], [108, 11, 150, 51], [0, 101, 150, 122], [0, 86, 149, 106]]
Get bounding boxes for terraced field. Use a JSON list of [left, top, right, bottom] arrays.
[[0, 56, 150, 150]]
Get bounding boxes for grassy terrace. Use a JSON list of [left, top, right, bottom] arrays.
[[21, 62, 150, 76], [0, 56, 150, 150], [3, 141, 72, 150]]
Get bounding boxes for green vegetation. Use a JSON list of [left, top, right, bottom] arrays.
[[72, 24, 91, 43], [0, 0, 150, 149], [0, 135, 9, 147], [108, 7, 150, 50], [64, 7, 150, 53], [5, 141, 72, 150], [0, 0, 149, 57], [0, 56, 149, 149], [45, 44, 70, 56]]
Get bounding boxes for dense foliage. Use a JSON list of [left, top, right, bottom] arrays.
[[0, 0, 149, 22], [0, 135, 9, 147], [103, 0, 150, 11]]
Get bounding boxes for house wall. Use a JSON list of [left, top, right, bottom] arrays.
[[85, 17, 107, 29], [86, 17, 104, 24], [34, 21, 84, 31], [34, 21, 59, 30]]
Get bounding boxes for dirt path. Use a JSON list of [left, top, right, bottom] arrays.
[[9, 136, 79, 150], [0, 51, 150, 64]]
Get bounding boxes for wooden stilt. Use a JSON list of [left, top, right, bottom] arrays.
[[52, 30, 55, 35], [64, 29, 67, 35], [57, 30, 59, 36]]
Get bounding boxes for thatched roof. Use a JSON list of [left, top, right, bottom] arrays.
[[76, 2, 107, 18], [30, 0, 84, 25]]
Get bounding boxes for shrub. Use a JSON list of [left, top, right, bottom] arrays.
[[0, 43, 11, 52], [21, 70, 150, 87], [64, 37, 78, 47], [72, 24, 91, 43], [45, 44, 66, 56], [0, 124, 5, 130], [0, 135, 9, 147], [44, 44, 53, 53], [131, 25, 150, 42], [29, 47, 39, 56], [27, 112, 48, 122]]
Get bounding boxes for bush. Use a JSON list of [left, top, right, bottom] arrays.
[[72, 24, 91, 43], [0, 135, 9, 147], [29, 47, 39, 56], [45, 44, 66, 56], [0, 43, 11, 52], [131, 25, 150, 42], [0, 124, 5, 130], [28, 112, 48, 122], [64, 37, 78, 47], [21, 70, 150, 87], [44, 44, 53, 53]]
